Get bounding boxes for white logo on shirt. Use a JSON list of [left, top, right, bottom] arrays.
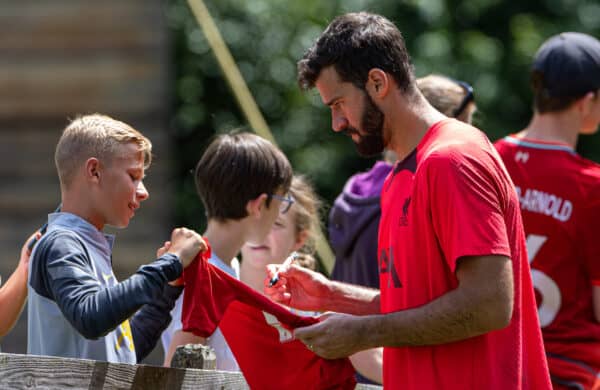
[[515, 151, 529, 163], [262, 312, 294, 342]]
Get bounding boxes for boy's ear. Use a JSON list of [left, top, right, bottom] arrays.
[[246, 193, 269, 217], [85, 158, 101, 183], [577, 91, 597, 117]]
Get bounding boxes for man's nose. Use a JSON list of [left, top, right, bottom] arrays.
[[332, 114, 348, 133]]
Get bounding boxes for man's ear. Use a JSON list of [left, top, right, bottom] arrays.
[[366, 68, 390, 99], [246, 193, 269, 217], [85, 158, 101, 183]]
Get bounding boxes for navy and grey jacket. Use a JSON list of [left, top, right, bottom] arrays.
[[28, 212, 183, 364]]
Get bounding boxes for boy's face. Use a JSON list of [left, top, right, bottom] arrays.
[[241, 208, 301, 270], [96, 142, 149, 229], [246, 189, 287, 245]]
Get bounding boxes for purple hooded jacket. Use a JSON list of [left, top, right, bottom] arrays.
[[329, 161, 393, 289]]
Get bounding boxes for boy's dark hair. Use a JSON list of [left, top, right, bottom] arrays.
[[195, 132, 293, 220], [297, 12, 415, 93], [531, 71, 588, 113]]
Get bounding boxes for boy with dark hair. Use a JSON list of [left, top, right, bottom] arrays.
[[495, 32, 600, 389], [162, 132, 293, 369], [267, 12, 551, 389], [28, 114, 205, 364]]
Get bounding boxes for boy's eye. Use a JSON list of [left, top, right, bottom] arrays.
[[129, 170, 144, 181]]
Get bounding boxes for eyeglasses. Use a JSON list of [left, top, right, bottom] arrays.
[[452, 80, 475, 118], [269, 193, 295, 214]]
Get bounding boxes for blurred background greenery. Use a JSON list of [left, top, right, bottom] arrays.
[[166, 0, 600, 244], [0, 0, 598, 363]]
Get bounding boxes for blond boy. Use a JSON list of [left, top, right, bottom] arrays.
[[28, 114, 204, 363]]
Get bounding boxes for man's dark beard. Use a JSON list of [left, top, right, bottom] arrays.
[[343, 92, 385, 157]]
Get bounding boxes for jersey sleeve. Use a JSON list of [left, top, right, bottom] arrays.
[[35, 230, 183, 341], [424, 150, 512, 272]]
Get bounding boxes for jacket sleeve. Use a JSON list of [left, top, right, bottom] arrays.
[[129, 283, 183, 362], [33, 231, 183, 340]]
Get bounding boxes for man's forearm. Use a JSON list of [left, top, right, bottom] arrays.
[[361, 280, 511, 348], [320, 280, 380, 315]]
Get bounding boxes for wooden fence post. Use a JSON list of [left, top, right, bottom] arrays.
[[170, 343, 216, 370]]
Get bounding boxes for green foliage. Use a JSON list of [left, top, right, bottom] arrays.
[[167, 0, 600, 231]]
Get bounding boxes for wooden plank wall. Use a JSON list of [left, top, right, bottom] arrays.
[[0, 353, 249, 390], [0, 1, 174, 365], [0, 353, 384, 390]]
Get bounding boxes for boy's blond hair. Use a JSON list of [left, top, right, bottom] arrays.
[[55, 114, 152, 190]]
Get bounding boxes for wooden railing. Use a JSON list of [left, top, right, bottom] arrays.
[[0, 353, 382, 389]]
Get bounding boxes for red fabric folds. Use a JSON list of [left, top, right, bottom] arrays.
[[182, 246, 356, 390]]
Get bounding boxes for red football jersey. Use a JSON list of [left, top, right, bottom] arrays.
[[181, 245, 356, 390], [495, 136, 600, 359], [219, 301, 356, 390], [378, 120, 551, 389]]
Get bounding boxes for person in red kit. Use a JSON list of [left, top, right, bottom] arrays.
[[265, 12, 552, 389], [495, 32, 600, 390]]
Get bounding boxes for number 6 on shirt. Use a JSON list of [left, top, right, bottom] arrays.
[[526, 234, 561, 327]]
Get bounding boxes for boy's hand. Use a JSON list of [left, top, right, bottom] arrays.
[[158, 241, 184, 286], [167, 228, 206, 268], [156, 241, 171, 258], [21, 231, 41, 271]]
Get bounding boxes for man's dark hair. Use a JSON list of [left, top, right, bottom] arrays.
[[297, 12, 415, 92], [195, 132, 293, 220], [531, 71, 586, 113]]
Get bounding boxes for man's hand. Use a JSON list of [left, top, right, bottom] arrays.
[[167, 228, 206, 268], [294, 312, 369, 359], [264, 264, 331, 312]]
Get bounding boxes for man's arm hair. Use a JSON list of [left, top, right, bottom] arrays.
[[360, 255, 513, 348], [320, 280, 381, 315]]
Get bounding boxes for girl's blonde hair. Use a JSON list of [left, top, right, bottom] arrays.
[[417, 74, 475, 118], [289, 175, 321, 271]]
